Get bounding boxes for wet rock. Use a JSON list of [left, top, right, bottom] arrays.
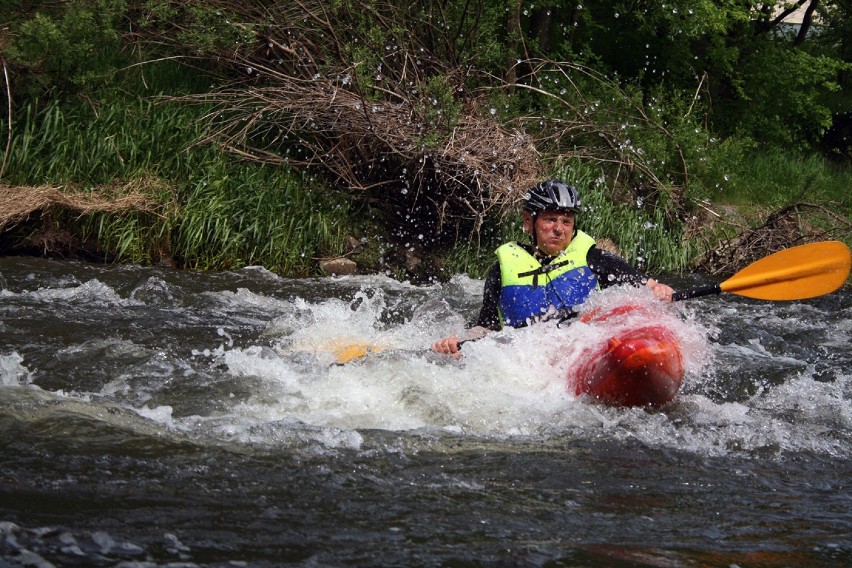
[[345, 235, 364, 253], [320, 257, 357, 275], [405, 249, 422, 272]]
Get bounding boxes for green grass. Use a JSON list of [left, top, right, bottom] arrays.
[[5, 95, 207, 185], [2, 92, 356, 273], [687, 145, 852, 252], [711, 148, 851, 213], [174, 164, 352, 273]]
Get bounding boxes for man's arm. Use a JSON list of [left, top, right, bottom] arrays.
[[469, 263, 502, 331], [432, 263, 501, 356], [587, 246, 647, 287], [587, 247, 673, 301]]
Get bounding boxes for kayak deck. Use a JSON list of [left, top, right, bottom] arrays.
[[570, 304, 685, 407]]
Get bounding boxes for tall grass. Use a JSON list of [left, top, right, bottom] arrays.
[[2, 92, 355, 273], [685, 144, 852, 252], [710, 147, 851, 214], [6, 97, 205, 184], [174, 164, 352, 273]]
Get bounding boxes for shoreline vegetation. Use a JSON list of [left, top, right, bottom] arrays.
[[0, 1, 850, 282]]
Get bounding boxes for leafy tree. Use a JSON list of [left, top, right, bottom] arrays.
[[3, 0, 129, 97]]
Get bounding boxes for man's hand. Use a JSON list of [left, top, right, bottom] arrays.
[[645, 278, 674, 302], [431, 335, 461, 358]]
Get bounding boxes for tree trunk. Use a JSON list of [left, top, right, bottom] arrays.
[[795, 0, 820, 45], [530, 7, 554, 55], [505, 0, 522, 85]]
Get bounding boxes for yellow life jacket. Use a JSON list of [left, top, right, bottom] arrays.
[[495, 230, 599, 327]]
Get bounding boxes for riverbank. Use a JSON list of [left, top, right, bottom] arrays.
[[2, 1, 850, 281], [1, 175, 848, 283]]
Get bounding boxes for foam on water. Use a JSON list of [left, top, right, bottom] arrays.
[[194, 282, 849, 457], [21, 278, 141, 306], [170, 286, 712, 442], [0, 352, 32, 387], [1, 266, 848, 459]]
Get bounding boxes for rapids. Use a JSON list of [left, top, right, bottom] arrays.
[[1, 256, 849, 567]]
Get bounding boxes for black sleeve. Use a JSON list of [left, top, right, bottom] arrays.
[[586, 246, 649, 289], [469, 262, 502, 330]]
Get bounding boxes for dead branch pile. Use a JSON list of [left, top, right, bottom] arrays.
[[136, 0, 690, 247], [135, 0, 543, 245], [0, 182, 166, 233], [692, 203, 852, 275], [196, 77, 542, 237]]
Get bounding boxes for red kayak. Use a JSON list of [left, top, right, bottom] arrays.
[[569, 303, 684, 407]]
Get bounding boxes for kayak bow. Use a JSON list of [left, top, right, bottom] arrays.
[[570, 303, 684, 408]]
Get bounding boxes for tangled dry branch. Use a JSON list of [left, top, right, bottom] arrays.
[[693, 202, 852, 275], [177, 56, 543, 241]]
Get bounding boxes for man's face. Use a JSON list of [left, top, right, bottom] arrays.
[[524, 210, 575, 256]]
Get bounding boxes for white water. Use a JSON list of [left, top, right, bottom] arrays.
[[2, 259, 850, 567], [3, 268, 848, 458]]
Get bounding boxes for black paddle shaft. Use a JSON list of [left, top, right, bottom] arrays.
[[672, 283, 723, 302], [457, 285, 721, 350]]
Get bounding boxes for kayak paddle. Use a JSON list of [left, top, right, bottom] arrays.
[[334, 240, 851, 364], [673, 240, 851, 302]]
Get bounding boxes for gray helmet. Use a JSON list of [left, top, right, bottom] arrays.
[[523, 179, 581, 216]]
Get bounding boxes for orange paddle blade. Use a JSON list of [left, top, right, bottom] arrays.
[[720, 241, 851, 300], [328, 341, 389, 364]]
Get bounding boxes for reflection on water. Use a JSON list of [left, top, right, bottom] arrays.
[[1, 257, 850, 567]]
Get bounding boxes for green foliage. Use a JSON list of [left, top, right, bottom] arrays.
[[5, 0, 128, 95], [174, 166, 352, 273], [415, 75, 463, 148], [81, 206, 172, 264], [176, 4, 256, 56], [4, 95, 205, 185], [427, 0, 514, 72], [140, 0, 178, 23], [702, 146, 852, 213], [542, 1, 848, 151], [685, 134, 758, 202], [714, 41, 846, 148]]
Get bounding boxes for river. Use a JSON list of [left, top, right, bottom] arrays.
[[1, 256, 849, 567]]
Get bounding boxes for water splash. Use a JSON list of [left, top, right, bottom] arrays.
[[1, 261, 848, 459]]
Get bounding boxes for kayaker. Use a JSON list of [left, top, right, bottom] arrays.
[[432, 179, 674, 356]]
